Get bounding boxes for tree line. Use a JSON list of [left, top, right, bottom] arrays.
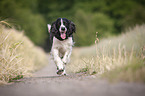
[[0, 0, 145, 51]]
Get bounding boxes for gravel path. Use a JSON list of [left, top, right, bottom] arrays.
[[0, 58, 145, 96]]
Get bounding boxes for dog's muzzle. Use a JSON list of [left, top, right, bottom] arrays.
[[61, 27, 65, 31]]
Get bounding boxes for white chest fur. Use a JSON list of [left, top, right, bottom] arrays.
[[52, 37, 73, 51]]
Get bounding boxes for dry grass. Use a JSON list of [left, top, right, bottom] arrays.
[[67, 24, 145, 82], [0, 22, 48, 85]]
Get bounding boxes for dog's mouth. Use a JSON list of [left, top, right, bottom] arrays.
[[60, 26, 67, 39], [60, 32, 66, 39]]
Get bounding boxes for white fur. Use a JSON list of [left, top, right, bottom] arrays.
[[47, 24, 51, 33], [51, 36, 73, 74], [59, 18, 67, 32]]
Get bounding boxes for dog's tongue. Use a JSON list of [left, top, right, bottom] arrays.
[[61, 33, 66, 39]]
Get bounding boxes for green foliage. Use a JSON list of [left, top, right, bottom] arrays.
[[9, 75, 23, 82], [74, 10, 115, 46], [14, 8, 47, 46], [77, 67, 89, 73], [93, 13, 115, 37], [74, 10, 96, 46], [104, 0, 145, 31], [0, 0, 47, 47], [0, 0, 145, 47]]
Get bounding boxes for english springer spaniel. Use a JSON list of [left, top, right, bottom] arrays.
[[47, 18, 76, 75]]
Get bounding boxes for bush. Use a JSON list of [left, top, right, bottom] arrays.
[[74, 10, 115, 46], [92, 13, 115, 37], [0, 0, 47, 47], [74, 10, 96, 46], [14, 8, 47, 46]]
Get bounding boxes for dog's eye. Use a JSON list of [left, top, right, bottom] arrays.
[[64, 22, 68, 25]]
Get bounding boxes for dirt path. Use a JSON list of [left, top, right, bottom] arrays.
[[0, 57, 145, 96]]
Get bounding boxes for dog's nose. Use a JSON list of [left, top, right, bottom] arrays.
[[61, 27, 65, 31]]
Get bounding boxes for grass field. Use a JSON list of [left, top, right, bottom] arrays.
[[0, 20, 145, 84], [0, 22, 48, 85], [67, 24, 145, 83]]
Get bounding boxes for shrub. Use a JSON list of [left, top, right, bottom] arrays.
[[74, 10, 115, 46]]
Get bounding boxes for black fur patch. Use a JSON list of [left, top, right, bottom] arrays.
[[50, 18, 76, 41]]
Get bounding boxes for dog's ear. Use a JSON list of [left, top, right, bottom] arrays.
[[68, 20, 76, 37], [51, 21, 58, 34], [69, 21, 76, 33], [47, 24, 51, 33]]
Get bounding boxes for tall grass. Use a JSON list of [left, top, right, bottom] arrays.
[[0, 22, 48, 85], [67, 24, 145, 82]]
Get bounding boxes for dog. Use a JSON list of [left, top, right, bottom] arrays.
[[47, 18, 76, 75]]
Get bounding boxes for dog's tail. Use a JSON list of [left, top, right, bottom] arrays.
[[47, 24, 51, 33]]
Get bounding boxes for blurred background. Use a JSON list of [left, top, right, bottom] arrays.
[[0, 0, 145, 51]]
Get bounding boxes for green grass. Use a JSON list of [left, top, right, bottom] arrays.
[[67, 24, 145, 83], [0, 22, 48, 85]]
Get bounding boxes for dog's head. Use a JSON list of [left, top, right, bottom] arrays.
[[50, 18, 76, 40]]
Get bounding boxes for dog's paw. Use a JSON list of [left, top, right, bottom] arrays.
[[56, 69, 64, 75], [63, 73, 67, 76], [62, 70, 67, 76]]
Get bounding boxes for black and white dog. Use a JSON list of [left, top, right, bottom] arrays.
[[47, 18, 76, 75]]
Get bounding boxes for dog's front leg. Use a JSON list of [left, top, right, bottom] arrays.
[[52, 49, 64, 70], [62, 48, 72, 64]]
